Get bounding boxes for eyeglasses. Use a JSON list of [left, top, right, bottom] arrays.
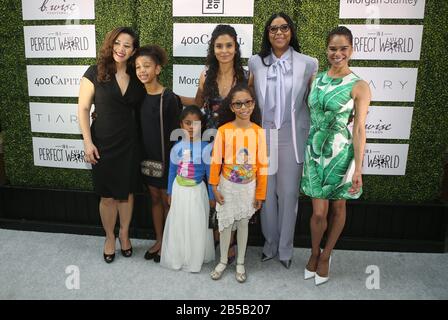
[[268, 24, 290, 34], [231, 99, 255, 109]]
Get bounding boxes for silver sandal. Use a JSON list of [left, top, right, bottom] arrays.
[[210, 262, 227, 280], [235, 264, 247, 283]]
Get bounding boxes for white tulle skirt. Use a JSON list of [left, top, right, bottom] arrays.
[[216, 176, 256, 232], [160, 179, 215, 273]]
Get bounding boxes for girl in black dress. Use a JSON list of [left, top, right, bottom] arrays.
[[78, 27, 146, 263], [134, 45, 181, 263]]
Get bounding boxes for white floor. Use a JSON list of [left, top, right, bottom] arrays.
[[0, 229, 447, 300]]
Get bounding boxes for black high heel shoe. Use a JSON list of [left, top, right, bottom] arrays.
[[103, 237, 116, 263], [103, 252, 115, 263], [153, 251, 161, 263], [144, 243, 161, 260], [144, 250, 157, 260], [119, 238, 133, 258]]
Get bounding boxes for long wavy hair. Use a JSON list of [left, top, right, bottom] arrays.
[[97, 27, 139, 82], [203, 24, 246, 101], [257, 12, 301, 67], [218, 83, 261, 127]]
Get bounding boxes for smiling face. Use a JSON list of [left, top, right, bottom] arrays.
[[268, 17, 291, 53], [181, 113, 202, 141], [135, 55, 161, 84], [327, 34, 353, 68], [112, 32, 135, 63], [214, 34, 236, 64], [230, 90, 255, 121]]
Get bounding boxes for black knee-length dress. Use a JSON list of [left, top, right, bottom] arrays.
[[83, 65, 146, 200]]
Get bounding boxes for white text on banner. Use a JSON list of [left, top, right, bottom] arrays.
[[351, 67, 418, 102], [362, 143, 409, 175], [173, 0, 254, 17], [173, 23, 253, 58], [339, 0, 426, 19], [349, 106, 414, 140], [24, 25, 96, 58], [22, 0, 95, 20], [341, 24, 423, 61], [27, 65, 89, 97], [32, 137, 91, 170], [29, 102, 94, 134]]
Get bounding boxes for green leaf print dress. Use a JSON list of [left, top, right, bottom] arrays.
[[300, 71, 362, 200]]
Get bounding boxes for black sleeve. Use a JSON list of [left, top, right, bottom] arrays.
[[132, 74, 147, 106], [83, 65, 97, 84], [164, 91, 182, 146]]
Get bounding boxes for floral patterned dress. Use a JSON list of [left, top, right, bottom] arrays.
[[300, 71, 362, 200]]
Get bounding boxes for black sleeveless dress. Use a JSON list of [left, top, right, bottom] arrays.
[[83, 65, 146, 200]]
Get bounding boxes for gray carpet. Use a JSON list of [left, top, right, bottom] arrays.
[[0, 228, 447, 300]]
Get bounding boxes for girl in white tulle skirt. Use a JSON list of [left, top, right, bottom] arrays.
[[209, 84, 268, 283], [160, 106, 215, 272]]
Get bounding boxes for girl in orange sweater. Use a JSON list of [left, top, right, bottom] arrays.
[[209, 84, 268, 283]]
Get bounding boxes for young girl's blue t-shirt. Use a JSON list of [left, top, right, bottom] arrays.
[[167, 140, 214, 200]]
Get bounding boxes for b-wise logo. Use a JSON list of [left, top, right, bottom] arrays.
[[39, 0, 78, 15], [203, 0, 224, 14]]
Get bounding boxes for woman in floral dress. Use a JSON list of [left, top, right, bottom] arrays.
[[300, 26, 371, 285]]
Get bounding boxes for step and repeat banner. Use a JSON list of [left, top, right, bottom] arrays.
[[339, 0, 425, 176], [23, 0, 426, 176], [23, 0, 95, 170]]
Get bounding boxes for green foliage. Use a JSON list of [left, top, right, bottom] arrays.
[[299, 0, 448, 202], [0, 0, 446, 201]]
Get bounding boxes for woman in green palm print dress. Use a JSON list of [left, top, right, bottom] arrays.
[[300, 27, 371, 285]]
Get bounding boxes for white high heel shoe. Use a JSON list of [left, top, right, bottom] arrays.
[[304, 250, 321, 280], [304, 267, 315, 280], [315, 256, 332, 286]]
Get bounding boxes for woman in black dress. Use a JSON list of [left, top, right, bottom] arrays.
[[78, 27, 146, 263]]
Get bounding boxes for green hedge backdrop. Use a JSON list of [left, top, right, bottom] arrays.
[[0, 0, 447, 202]]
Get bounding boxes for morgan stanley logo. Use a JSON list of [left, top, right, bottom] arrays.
[[203, 0, 224, 14]]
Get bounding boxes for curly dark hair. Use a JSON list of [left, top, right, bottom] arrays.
[[257, 12, 301, 67], [97, 27, 139, 82], [326, 26, 353, 46], [203, 24, 246, 102], [134, 44, 168, 67], [218, 83, 261, 127]]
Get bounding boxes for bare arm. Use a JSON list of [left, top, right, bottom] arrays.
[[248, 71, 254, 94], [78, 77, 99, 164], [194, 71, 206, 107], [308, 75, 316, 90], [179, 95, 197, 107], [349, 80, 371, 194], [178, 71, 205, 107]]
